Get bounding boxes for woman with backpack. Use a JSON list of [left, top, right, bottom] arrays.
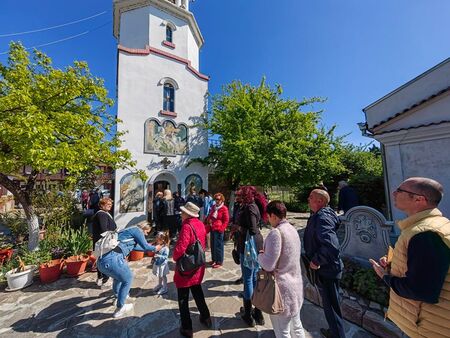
[[92, 197, 117, 287], [173, 202, 212, 337], [96, 221, 160, 319], [237, 185, 265, 327]]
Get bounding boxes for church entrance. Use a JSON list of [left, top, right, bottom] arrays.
[[147, 172, 177, 223], [154, 180, 170, 194]]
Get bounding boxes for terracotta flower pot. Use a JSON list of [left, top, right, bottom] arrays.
[[65, 255, 89, 277], [146, 251, 155, 257], [39, 259, 63, 283], [129, 250, 144, 261]]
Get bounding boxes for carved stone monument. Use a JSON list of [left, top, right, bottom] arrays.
[[340, 206, 393, 264]]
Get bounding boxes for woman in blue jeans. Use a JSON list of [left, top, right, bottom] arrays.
[[97, 222, 160, 318], [237, 186, 265, 327]]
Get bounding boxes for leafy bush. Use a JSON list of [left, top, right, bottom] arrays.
[[341, 258, 389, 307], [284, 201, 309, 212], [0, 211, 28, 239], [61, 226, 91, 257]]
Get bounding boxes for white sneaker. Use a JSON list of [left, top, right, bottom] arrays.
[[157, 287, 168, 295], [113, 303, 134, 318], [96, 278, 104, 287]]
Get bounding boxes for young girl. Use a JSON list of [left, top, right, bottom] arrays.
[[152, 231, 170, 295]]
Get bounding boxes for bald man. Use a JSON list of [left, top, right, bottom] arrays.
[[370, 177, 450, 338], [304, 189, 345, 338]]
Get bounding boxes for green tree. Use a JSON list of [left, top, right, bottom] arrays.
[[200, 79, 344, 188], [0, 42, 142, 250]]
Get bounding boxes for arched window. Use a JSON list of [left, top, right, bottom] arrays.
[[163, 83, 175, 112], [166, 25, 173, 43]]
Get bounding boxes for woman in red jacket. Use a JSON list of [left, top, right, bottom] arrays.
[[206, 193, 229, 268], [173, 202, 212, 338]]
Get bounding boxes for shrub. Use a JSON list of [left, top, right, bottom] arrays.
[[61, 226, 91, 257], [341, 258, 389, 307]]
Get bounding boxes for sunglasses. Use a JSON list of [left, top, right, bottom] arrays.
[[395, 187, 425, 198]]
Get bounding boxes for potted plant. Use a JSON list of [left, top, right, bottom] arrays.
[[34, 241, 60, 284], [3, 245, 45, 291], [62, 226, 91, 277]]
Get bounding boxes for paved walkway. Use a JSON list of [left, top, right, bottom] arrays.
[[0, 213, 373, 337]]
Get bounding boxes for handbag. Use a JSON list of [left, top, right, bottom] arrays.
[[243, 231, 259, 269], [176, 222, 206, 276], [251, 228, 284, 315]]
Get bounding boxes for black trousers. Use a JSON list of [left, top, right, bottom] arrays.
[[177, 284, 211, 330], [318, 277, 346, 338]]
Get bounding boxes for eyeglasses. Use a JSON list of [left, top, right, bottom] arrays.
[[394, 187, 425, 198]]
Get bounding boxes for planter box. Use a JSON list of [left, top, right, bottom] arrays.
[[39, 259, 63, 283], [65, 255, 89, 277]]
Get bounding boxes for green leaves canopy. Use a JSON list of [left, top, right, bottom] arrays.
[[203, 79, 343, 188], [0, 42, 134, 180]]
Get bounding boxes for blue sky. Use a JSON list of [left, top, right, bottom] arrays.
[[1, 0, 450, 145]]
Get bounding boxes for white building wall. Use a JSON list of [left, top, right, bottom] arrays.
[[119, 7, 149, 48], [377, 123, 450, 226], [114, 3, 208, 228]]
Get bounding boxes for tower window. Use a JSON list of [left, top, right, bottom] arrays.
[[163, 83, 175, 112], [166, 26, 173, 43]]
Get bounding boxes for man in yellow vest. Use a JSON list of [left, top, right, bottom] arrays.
[[370, 177, 450, 338]]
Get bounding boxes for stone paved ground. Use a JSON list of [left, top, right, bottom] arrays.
[[0, 212, 373, 337]]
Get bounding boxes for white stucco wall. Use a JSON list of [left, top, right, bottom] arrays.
[[119, 5, 200, 69], [119, 7, 149, 48], [376, 123, 450, 228], [114, 3, 207, 228]]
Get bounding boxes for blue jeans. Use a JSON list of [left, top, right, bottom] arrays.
[[240, 253, 258, 300], [97, 251, 133, 308], [211, 231, 224, 264]]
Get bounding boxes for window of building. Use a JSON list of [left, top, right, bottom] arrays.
[[166, 26, 173, 43], [163, 83, 175, 112]]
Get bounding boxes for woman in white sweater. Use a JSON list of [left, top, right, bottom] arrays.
[[258, 200, 305, 338]]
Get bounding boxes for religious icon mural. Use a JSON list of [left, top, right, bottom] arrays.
[[184, 174, 203, 197], [145, 119, 188, 155], [119, 174, 144, 213]]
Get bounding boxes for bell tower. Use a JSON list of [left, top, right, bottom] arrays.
[[112, 0, 209, 227]]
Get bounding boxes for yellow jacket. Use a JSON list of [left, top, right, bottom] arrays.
[[387, 208, 450, 338]]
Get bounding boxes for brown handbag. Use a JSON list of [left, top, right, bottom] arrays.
[[251, 228, 284, 314]]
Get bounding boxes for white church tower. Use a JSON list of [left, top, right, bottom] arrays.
[[112, 0, 209, 227]]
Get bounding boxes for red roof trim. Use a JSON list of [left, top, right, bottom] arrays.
[[118, 45, 209, 81]]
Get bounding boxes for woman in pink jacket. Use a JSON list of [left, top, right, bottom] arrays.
[[173, 202, 212, 338], [258, 200, 305, 338], [205, 193, 229, 268]]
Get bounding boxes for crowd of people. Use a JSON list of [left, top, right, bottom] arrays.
[[90, 177, 450, 338]]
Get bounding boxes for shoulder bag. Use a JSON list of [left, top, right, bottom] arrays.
[[176, 222, 206, 276], [251, 228, 284, 314]]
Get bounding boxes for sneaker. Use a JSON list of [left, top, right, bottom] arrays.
[[212, 263, 222, 269], [96, 278, 104, 287], [157, 287, 168, 295], [113, 303, 134, 318]]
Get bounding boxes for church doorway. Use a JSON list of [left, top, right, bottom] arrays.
[[154, 180, 170, 194]]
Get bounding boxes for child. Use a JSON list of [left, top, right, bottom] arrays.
[[152, 231, 170, 295]]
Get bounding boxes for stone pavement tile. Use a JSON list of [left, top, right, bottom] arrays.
[[0, 212, 376, 337]]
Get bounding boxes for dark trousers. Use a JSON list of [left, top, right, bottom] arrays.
[[211, 231, 224, 264], [177, 284, 211, 330], [318, 277, 345, 338]]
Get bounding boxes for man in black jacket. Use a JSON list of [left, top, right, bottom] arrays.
[[304, 189, 345, 338]]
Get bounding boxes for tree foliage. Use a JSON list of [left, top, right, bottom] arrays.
[[201, 79, 344, 188], [0, 42, 142, 249]]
